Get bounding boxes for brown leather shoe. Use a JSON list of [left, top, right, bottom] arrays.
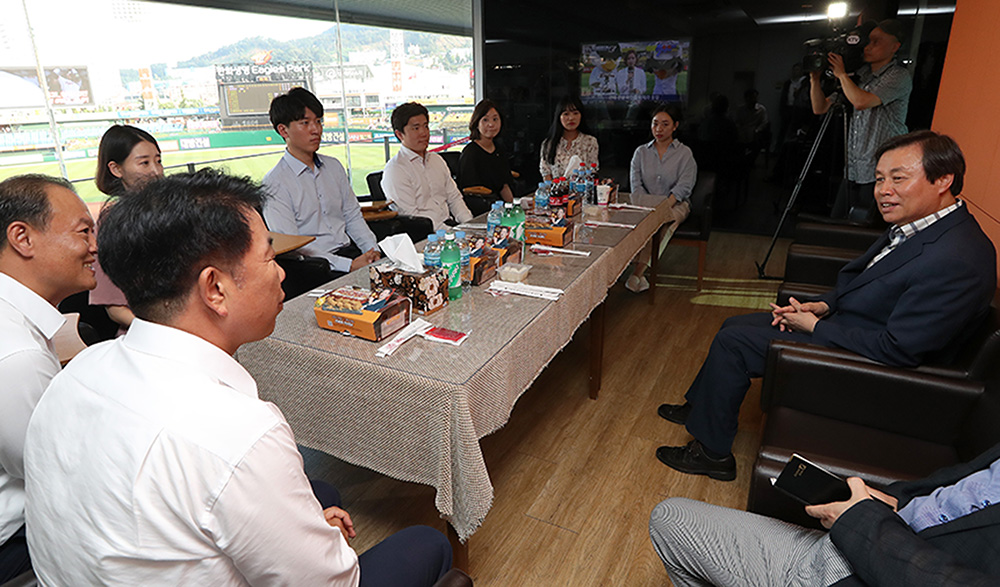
[[656, 440, 736, 481], [657, 402, 692, 425]]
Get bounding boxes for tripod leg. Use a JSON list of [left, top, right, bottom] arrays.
[[756, 106, 839, 279]]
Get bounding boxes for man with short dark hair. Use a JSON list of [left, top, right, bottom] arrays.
[[812, 19, 913, 220], [24, 170, 452, 586], [0, 174, 97, 582], [382, 102, 473, 231], [656, 131, 996, 481], [263, 87, 380, 278]]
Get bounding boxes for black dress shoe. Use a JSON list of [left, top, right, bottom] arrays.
[[657, 402, 692, 425], [656, 440, 736, 481]]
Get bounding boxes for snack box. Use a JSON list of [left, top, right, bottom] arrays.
[[465, 231, 499, 285], [314, 286, 411, 342], [523, 208, 574, 247], [480, 227, 524, 266], [369, 261, 449, 315]]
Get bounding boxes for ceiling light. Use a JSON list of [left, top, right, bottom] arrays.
[[827, 2, 848, 18]]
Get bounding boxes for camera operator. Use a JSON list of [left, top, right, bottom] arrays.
[[811, 19, 912, 222]]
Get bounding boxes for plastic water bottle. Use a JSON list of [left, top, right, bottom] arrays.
[[576, 163, 588, 198], [455, 230, 472, 285], [534, 182, 549, 210], [441, 233, 462, 300], [423, 233, 441, 268], [487, 201, 503, 239]]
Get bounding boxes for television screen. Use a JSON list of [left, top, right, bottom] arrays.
[[581, 40, 691, 103]]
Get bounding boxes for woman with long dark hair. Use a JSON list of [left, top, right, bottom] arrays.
[[90, 125, 164, 330], [539, 96, 599, 182]]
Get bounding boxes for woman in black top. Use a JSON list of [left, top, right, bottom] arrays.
[[459, 99, 514, 203]]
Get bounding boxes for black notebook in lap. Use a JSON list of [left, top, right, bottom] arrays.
[[771, 453, 852, 506]]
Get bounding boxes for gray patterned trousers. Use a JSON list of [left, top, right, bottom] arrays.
[[649, 498, 854, 586]]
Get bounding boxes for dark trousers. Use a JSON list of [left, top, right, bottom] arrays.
[[0, 525, 30, 584], [310, 480, 452, 587], [683, 313, 813, 455]]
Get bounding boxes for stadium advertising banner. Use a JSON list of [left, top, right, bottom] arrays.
[[0, 66, 93, 107]]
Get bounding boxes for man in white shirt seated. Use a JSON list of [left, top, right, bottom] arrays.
[[0, 174, 97, 583], [263, 87, 380, 278], [381, 102, 473, 231], [23, 170, 453, 586]]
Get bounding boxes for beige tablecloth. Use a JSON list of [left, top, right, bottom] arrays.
[[238, 193, 673, 540]]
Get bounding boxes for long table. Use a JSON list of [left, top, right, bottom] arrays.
[[238, 193, 675, 547]]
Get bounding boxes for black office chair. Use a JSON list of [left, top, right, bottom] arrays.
[[439, 150, 502, 217], [57, 291, 118, 345], [669, 172, 716, 290]]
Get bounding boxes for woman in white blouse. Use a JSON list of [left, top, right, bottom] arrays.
[[539, 96, 599, 182]]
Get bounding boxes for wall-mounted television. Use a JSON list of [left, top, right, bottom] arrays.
[[581, 40, 691, 103]]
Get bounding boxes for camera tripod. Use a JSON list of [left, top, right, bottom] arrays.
[[755, 93, 848, 279]]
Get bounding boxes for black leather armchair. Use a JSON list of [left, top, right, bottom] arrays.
[[778, 221, 884, 305], [748, 340, 1000, 529], [748, 292, 1000, 528], [670, 172, 715, 290], [434, 568, 473, 587]]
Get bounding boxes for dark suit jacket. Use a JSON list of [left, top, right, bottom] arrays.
[[829, 442, 1000, 586], [811, 204, 996, 367]]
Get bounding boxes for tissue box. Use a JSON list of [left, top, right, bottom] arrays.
[[369, 261, 449, 315], [314, 286, 411, 341]]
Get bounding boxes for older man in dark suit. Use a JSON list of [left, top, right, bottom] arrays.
[[649, 441, 1000, 586], [656, 131, 996, 481]]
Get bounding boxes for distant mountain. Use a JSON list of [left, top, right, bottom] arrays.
[[176, 24, 470, 68]]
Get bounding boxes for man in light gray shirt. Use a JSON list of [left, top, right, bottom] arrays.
[[262, 88, 380, 278]]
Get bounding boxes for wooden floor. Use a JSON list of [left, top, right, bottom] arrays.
[[301, 231, 790, 586]]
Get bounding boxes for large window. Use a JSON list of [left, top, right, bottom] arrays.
[[0, 0, 474, 204]]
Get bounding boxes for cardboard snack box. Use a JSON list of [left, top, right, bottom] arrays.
[[463, 230, 498, 285], [525, 221, 573, 247], [369, 262, 449, 315], [314, 286, 411, 342]]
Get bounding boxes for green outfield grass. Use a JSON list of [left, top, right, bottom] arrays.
[[0, 143, 408, 204]]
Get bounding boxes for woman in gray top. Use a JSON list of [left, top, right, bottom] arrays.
[[627, 103, 697, 293]]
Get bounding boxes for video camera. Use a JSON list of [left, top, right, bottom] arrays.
[[802, 21, 875, 74]]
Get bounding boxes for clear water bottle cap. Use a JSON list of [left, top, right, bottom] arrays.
[[436, 229, 446, 237], [455, 231, 466, 239], [427, 233, 438, 242]]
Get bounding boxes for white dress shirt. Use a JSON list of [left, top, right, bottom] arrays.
[[24, 319, 359, 586], [0, 273, 63, 546], [263, 150, 378, 273], [381, 145, 473, 231]]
